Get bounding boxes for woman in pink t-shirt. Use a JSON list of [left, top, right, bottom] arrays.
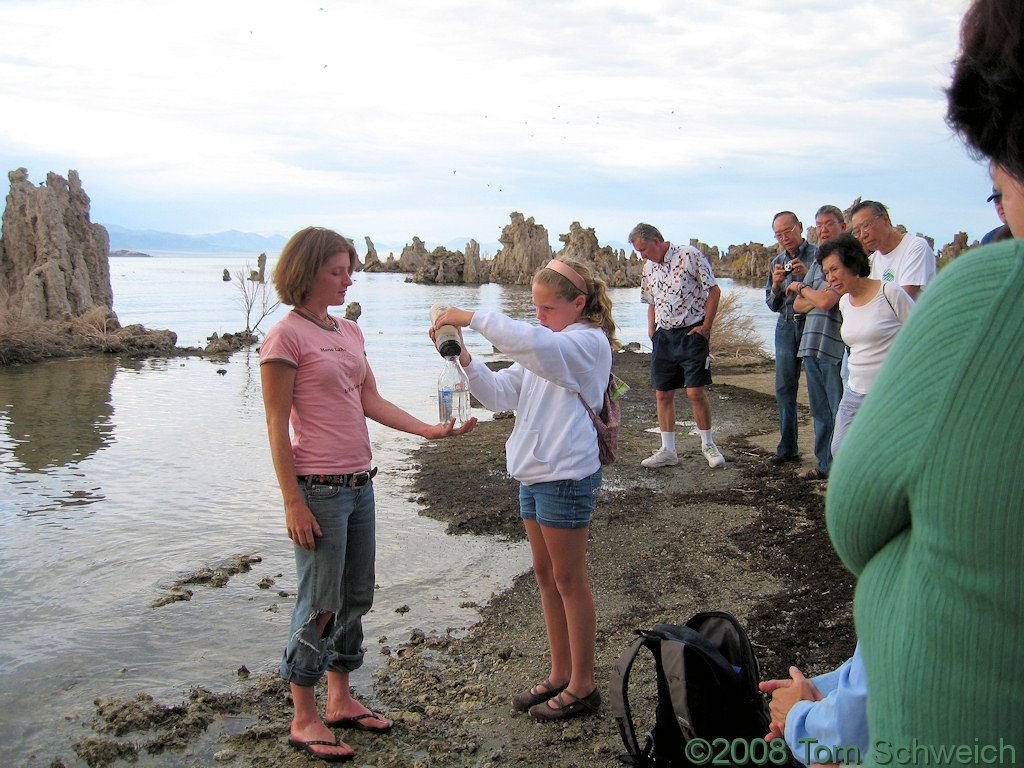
[[260, 227, 475, 762]]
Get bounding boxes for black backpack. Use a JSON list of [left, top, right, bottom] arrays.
[[609, 611, 771, 767]]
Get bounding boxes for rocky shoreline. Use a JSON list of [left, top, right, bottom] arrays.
[[62, 350, 856, 768]]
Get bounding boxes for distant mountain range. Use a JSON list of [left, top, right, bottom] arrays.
[[103, 225, 506, 257], [104, 225, 289, 254], [102, 224, 633, 259]]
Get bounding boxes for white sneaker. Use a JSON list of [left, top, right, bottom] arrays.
[[702, 443, 726, 468], [641, 448, 679, 468]]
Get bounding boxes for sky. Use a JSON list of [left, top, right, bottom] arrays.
[[0, 0, 996, 253]]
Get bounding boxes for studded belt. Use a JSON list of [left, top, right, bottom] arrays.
[[297, 467, 377, 489]]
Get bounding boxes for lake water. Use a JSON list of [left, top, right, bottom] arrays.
[[0, 255, 772, 767]]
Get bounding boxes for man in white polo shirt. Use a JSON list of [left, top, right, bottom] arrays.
[[631, 222, 725, 469], [850, 200, 936, 299]]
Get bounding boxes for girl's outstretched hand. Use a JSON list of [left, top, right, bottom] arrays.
[[424, 417, 478, 438]]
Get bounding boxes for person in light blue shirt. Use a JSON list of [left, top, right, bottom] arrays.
[[759, 644, 868, 766]]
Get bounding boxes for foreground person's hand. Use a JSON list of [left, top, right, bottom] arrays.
[[285, 502, 322, 551], [759, 666, 822, 740], [424, 417, 478, 439]]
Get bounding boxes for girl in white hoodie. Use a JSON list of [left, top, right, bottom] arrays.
[[432, 258, 618, 722]]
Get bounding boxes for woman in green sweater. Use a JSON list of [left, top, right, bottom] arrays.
[[826, 0, 1024, 763]]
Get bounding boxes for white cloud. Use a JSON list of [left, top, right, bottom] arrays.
[[0, 0, 989, 247]]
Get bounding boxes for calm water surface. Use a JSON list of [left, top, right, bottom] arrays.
[[0, 257, 771, 766]]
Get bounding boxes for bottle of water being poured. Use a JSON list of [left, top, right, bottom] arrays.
[[429, 302, 462, 358], [429, 302, 471, 425], [437, 355, 471, 426]]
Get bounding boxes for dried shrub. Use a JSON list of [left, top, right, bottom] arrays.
[[710, 289, 769, 359], [0, 308, 75, 365], [0, 307, 178, 365]]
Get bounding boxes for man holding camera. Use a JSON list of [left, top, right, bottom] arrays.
[[766, 211, 818, 465]]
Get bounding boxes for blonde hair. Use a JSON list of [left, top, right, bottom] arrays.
[[533, 258, 620, 349], [272, 227, 359, 306]]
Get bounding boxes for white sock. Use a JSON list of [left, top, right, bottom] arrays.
[[660, 431, 676, 452], [699, 428, 714, 447]]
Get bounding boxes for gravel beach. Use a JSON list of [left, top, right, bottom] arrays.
[[66, 350, 856, 768]]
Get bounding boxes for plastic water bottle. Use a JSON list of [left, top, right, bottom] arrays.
[[429, 302, 462, 358], [437, 356, 471, 426]]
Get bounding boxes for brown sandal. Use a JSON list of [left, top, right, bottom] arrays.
[[512, 679, 566, 711], [798, 467, 827, 480], [528, 689, 601, 721]]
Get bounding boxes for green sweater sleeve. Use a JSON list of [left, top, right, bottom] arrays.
[[826, 241, 1024, 764]]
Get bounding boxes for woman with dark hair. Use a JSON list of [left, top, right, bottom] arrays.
[[260, 227, 475, 762], [946, 0, 1024, 239], [824, 0, 1024, 759], [816, 233, 914, 459]]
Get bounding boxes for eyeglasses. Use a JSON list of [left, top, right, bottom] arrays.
[[773, 223, 799, 241], [851, 213, 883, 238]]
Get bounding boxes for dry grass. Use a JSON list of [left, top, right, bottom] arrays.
[[710, 289, 770, 359], [0, 308, 76, 365], [0, 307, 168, 366]]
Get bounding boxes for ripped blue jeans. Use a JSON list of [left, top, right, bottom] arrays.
[[280, 480, 376, 688]]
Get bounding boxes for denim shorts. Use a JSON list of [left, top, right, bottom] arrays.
[[280, 479, 376, 687], [519, 469, 602, 529]]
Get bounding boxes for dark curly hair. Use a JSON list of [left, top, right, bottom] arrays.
[[946, 0, 1024, 182], [817, 233, 871, 278]]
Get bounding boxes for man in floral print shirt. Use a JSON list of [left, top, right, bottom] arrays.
[[631, 223, 725, 469]]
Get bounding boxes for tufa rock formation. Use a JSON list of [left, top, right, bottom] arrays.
[[204, 330, 257, 355], [412, 240, 485, 285], [462, 239, 484, 284], [362, 236, 383, 272], [399, 237, 430, 273], [718, 242, 779, 281], [0, 168, 113, 321], [247, 253, 268, 283], [556, 221, 642, 287], [488, 213, 553, 285], [689, 238, 720, 260], [939, 232, 973, 267], [405, 214, 643, 288], [362, 235, 420, 274], [0, 169, 179, 363]]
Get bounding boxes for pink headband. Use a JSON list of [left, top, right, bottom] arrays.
[[545, 259, 588, 295]]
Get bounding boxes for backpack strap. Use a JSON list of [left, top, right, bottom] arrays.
[[577, 390, 603, 422], [880, 281, 898, 319], [610, 633, 651, 766]]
